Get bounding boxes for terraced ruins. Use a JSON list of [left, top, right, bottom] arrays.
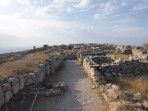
[[0, 44, 148, 111]]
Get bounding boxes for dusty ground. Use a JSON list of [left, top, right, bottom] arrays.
[[1, 60, 108, 111]]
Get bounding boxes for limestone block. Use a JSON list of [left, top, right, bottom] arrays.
[[107, 88, 120, 99], [5, 91, 12, 102], [143, 100, 148, 108], [8, 77, 19, 86], [23, 74, 33, 85], [112, 85, 120, 91], [109, 101, 123, 111], [1, 83, 11, 91], [12, 83, 19, 94], [0, 86, 4, 107], [18, 76, 25, 90]]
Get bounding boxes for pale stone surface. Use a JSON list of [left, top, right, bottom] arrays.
[[107, 88, 120, 99], [1, 83, 11, 91], [111, 84, 120, 91], [5, 91, 12, 102], [12, 83, 19, 94], [0, 86, 4, 107], [143, 100, 148, 107]]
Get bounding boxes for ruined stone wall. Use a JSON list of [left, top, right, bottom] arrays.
[[0, 54, 65, 108], [98, 60, 148, 77], [64, 53, 77, 60], [132, 49, 148, 59], [82, 56, 148, 111]]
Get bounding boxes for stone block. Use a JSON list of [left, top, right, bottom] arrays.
[[105, 73, 111, 77], [112, 85, 120, 91], [18, 76, 25, 90], [5, 91, 12, 102], [1, 83, 11, 91], [23, 74, 33, 85], [107, 88, 121, 100], [12, 83, 19, 94], [0, 86, 4, 107], [29, 73, 35, 80], [8, 77, 19, 86]]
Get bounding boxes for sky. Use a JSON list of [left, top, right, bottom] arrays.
[[0, 0, 148, 53]]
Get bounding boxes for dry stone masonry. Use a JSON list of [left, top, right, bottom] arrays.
[[0, 54, 66, 108], [82, 55, 148, 111]]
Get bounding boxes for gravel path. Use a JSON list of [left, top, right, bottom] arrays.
[[32, 60, 108, 111]]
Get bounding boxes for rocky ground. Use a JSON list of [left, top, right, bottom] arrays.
[[1, 60, 108, 111]]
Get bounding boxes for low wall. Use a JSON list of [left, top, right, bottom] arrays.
[[83, 57, 148, 111], [64, 53, 77, 60], [98, 60, 148, 77], [0, 54, 65, 108]]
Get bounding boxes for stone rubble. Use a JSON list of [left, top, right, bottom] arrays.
[[82, 55, 148, 111]]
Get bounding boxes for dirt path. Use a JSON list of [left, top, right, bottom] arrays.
[[32, 60, 108, 111], [1, 60, 108, 111]]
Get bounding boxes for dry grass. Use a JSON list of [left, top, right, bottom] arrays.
[[0, 52, 55, 78], [107, 76, 148, 96]]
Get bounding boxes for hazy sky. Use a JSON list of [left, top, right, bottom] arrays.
[[0, 0, 148, 53]]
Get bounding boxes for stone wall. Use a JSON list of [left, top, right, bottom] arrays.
[[64, 53, 77, 60], [83, 56, 148, 77], [0, 54, 65, 108], [132, 48, 148, 59], [82, 56, 148, 111], [98, 60, 148, 77]]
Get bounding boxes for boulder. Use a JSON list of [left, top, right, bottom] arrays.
[[53, 82, 66, 91]]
